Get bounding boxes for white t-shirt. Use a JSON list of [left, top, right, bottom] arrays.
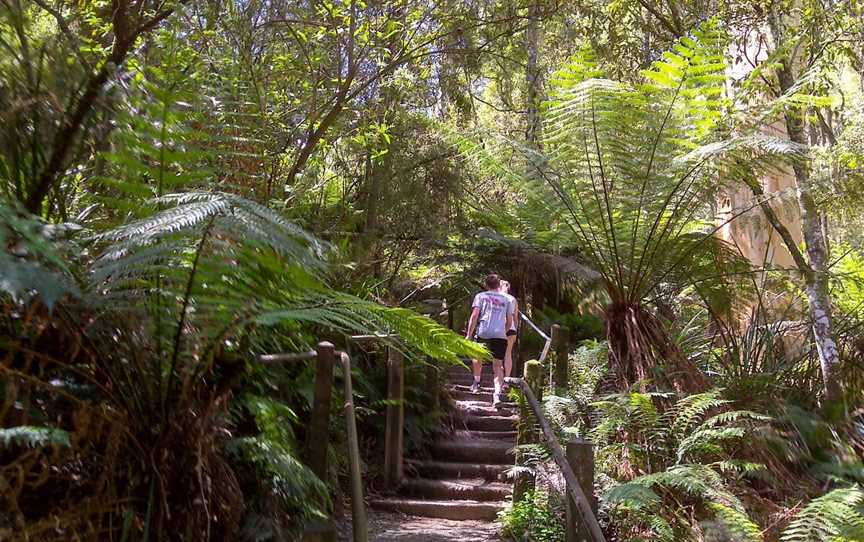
[[472, 291, 516, 339]]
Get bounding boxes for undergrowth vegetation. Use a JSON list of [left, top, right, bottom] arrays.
[[3, 1, 864, 541]]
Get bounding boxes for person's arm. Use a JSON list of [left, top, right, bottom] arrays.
[[512, 300, 520, 330], [505, 311, 514, 334], [465, 307, 480, 339]]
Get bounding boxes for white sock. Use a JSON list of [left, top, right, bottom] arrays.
[[474, 375, 481, 384]]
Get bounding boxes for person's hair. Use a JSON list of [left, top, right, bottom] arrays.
[[500, 279, 510, 293], [484, 273, 501, 290]]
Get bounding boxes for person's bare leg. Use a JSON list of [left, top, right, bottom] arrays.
[[471, 358, 482, 391], [492, 358, 504, 403], [504, 336, 515, 379]]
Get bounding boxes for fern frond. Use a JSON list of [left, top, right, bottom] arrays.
[[781, 486, 864, 542], [0, 426, 70, 448], [670, 389, 730, 438], [606, 482, 662, 510], [708, 502, 764, 542]]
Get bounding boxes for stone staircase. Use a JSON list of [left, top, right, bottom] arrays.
[[369, 364, 517, 521]]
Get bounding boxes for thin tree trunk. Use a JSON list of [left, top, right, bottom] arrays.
[[785, 113, 843, 403], [759, 10, 844, 403], [25, 4, 186, 214]]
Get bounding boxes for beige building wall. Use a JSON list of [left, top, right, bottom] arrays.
[[716, 123, 802, 270]]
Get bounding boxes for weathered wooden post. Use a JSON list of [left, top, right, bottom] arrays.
[[552, 324, 570, 394], [384, 345, 404, 488], [514, 359, 543, 502], [307, 342, 335, 481], [565, 438, 596, 542]]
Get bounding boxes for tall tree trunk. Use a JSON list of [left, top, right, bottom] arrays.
[[783, 111, 843, 403], [525, 0, 543, 164], [764, 10, 844, 403]]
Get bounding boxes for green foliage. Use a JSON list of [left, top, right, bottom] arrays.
[[595, 389, 772, 539], [781, 486, 864, 542], [707, 502, 763, 542], [499, 490, 566, 542], [0, 201, 78, 309], [93, 27, 208, 219], [455, 21, 802, 392], [227, 394, 328, 539]]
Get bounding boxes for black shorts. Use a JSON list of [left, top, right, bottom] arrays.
[[477, 338, 508, 360]]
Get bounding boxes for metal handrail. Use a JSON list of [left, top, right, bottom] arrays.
[[257, 350, 317, 364], [521, 313, 553, 363], [507, 376, 607, 542]]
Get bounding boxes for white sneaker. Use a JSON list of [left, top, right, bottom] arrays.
[[492, 392, 501, 406], [469, 381, 480, 393]]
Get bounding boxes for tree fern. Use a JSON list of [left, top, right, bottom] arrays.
[[89, 190, 485, 383], [454, 21, 802, 393]]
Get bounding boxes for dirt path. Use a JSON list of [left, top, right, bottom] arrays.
[[338, 510, 502, 541]]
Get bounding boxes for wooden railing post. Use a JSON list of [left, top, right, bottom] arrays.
[[565, 438, 596, 542], [552, 324, 570, 393], [308, 342, 335, 482], [384, 345, 404, 488], [514, 359, 543, 502]]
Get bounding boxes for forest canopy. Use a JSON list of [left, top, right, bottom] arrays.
[[2, 0, 864, 541]]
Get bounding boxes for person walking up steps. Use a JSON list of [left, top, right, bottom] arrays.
[[465, 274, 515, 406], [499, 280, 519, 390]]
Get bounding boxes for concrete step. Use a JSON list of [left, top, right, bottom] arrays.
[[449, 384, 496, 393], [448, 379, 496, 390], [450, 393, 521, 406], [452, 429, 517, 441], [431, 438, 514, 464], [369, 498, 505, 521], [454, 401, 518, 418], [449, 388, 494, 402], [399, 478, 511, 501], [405, 459, 510, 481], [456, 414, 518, 432]]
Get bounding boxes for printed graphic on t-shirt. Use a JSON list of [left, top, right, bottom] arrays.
[[472, 291, 515, 340]]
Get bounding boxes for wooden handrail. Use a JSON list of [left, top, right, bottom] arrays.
[[257, 350, 317, 364], [519, 313, 553, 363], [256, 347, 368, 542], [348, 333, 400, 342], [339, 351, 368, 542], [507, 376, 607, 542]]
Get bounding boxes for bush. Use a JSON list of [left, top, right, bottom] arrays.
[[499, 490, 566, 542]]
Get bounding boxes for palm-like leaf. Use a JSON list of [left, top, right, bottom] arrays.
[[456, 22, 804, 392], [89, 191, 484, 392]]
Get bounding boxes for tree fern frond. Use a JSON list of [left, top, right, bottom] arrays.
[[0, 426, 70, 448], [781, 486, 864, 542], [606, 482, 662, 509], [670, 389, 730, 438], [708, 502, 764, 542]]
